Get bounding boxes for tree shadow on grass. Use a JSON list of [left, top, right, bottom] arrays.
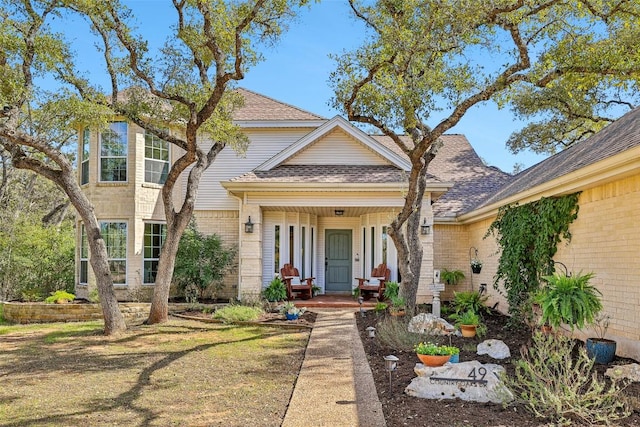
[[0, 321, 304, 427]]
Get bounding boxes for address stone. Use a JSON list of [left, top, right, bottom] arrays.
[[405, 360, 513, 403]]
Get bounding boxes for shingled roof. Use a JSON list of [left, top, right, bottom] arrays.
[[233, 88, 326, 122], [372, 134, 512, 217], [478, 106, 640, 209]]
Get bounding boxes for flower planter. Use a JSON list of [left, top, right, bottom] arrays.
[[449, 353, 459, 363], [460, 324, 477, 338], [285, 313, 299, 321], [417, 353, 451, 367], [471, 265, 482, 274], [586, 338, 616, 364]]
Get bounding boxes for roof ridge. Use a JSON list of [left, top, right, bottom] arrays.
[[236, 87, 326, 120]]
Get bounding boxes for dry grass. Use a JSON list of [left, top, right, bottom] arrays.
[[0, 317, 309, 426]]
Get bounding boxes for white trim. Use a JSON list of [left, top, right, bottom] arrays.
[[99, 220, 128, 286], [98, 121, 128, 183], [142, 221, 166, 285], [256, 116, 411, 171]]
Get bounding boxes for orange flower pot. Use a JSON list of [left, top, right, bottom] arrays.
[[416, 353, 451, 367]]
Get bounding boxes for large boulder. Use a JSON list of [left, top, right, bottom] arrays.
[[405, 360, 513, 403], [408, 313, 455, 335]]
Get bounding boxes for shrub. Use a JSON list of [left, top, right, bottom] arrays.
[[376, 316, 425, 352], [173, 220, 237, 302], [505, 332, 630, 426], [44, 290, 75, 304], [263, 277, 287, 302], [212, 305, 263, 323], [451, 290, 489, 315]]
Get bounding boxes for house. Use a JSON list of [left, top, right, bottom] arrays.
[[75, 88, 640, 360]]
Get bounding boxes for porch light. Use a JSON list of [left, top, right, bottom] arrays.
[[420, 218, 431, 235], [334, 209, 344, 216], [244, 216, 254, 233]]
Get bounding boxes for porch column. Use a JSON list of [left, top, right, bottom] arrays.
[[238, 205, 263, 300]]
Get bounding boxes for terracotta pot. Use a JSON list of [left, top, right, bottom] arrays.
[[416, 353, 451, 367], [460, 324, 477, 338]]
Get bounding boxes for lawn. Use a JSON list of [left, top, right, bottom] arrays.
[[0, 317, 309, 427]]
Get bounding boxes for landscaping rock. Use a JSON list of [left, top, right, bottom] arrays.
[[407, 313, 455, 335], [405, 360, 513, 403], [605, 363, 640, 382], [477, 339, 511, 360]]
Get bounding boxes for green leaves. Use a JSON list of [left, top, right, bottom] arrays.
[[538, 272, 602, 330]]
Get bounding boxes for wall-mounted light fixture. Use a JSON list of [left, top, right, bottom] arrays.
[[420, 218, 431, 235], [334, 209, 344, 216], [244, 216, 254, 233]]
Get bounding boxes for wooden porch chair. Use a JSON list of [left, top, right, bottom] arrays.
[[280, 263, 314, 300], [356, 263, 391, 300]]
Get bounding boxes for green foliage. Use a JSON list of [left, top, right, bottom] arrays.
[[212, 305, 263, 323], [373, 302, 388, 313], [414, 342, 459, 356], [383, 281, 399, 299], [263, 277, 287, 302], [441, 269, 465, 286], [375, 316, 424, 352], [506, 332, 630, 426], [173, 221, 237, 302], [451, 291, 489, 315], [486, 194, 580, 322], [0, 304, 6, 325], [0, 217, 75, 301], [279, 301, 306, 317], [451, 309, 480, 326], [88, 288, 100, 303], [44, 290, 75, 304], [536, 272, 602, 330]]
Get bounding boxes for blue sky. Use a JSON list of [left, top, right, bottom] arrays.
[[64, 0, 549, 173]]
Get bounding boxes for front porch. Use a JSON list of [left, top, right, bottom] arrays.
[[290, 293, 380, 309]]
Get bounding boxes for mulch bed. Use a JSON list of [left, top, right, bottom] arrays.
[[356, 307, 640, 427]]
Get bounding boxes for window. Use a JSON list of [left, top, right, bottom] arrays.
[[81, 128, 90, 185], [101, 221, 127, 285], [144, 130, 169, 184], [80, 224, 88, 284], [143, 223, 166, 284], [301, 226, 306, 278], [382, 226, 388, 264], [274, 225, 280, 274], [100, 122, 127, 182]]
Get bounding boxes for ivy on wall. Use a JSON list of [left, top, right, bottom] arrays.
[[486, 192, 580, 322]]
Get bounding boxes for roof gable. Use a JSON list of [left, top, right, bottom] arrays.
[[257, 116, 411, 171]]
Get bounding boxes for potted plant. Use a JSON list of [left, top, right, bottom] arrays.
[[312, 284, 321, 297], [586, 313, 617, 364], [536, 272, 602, 331], [414, 342, 459, 366], [441, 268, 465, 286], [279, 301, 306, 320], [263, 277, 287, 302], [389, 295, 406, 316], [470, 259, 483, 274], [451, 309, 480, 338]]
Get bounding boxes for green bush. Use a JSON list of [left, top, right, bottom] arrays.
[[173, 220, 237, 302], [44, 290, 75, 304], [263, 277, 287, 302], [506, 332, 630, 426], [452, 290, 489, 315], [212, 305, 263, 323]]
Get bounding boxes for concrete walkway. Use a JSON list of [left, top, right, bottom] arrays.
[[282, 309, 386, 427]]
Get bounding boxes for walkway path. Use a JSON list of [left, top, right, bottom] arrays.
[[282, 308, 386, 427]]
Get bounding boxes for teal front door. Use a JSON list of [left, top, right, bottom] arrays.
[[325, 229, 352, 293]]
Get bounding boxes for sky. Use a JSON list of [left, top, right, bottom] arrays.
[[61, 0, 549, 173]]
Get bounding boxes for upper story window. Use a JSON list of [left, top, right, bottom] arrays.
[[100, 122, 128, 182], [144, 130, 169, 184], [81, 128, 90, 185]]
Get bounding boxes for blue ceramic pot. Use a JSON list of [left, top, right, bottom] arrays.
[[586, 338, 616, 364], [449, 353, 459, 363], [285, 313, 299, 321]]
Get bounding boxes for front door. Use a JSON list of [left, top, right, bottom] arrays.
[[325, 229, 352, 293]]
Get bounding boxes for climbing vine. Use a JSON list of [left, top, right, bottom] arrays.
[[486, 192, 580, 322]]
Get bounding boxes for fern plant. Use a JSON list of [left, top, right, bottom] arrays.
[[536, 272, 602, 330]]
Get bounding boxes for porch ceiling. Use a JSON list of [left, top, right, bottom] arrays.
[[260, 205, 395, 217]]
